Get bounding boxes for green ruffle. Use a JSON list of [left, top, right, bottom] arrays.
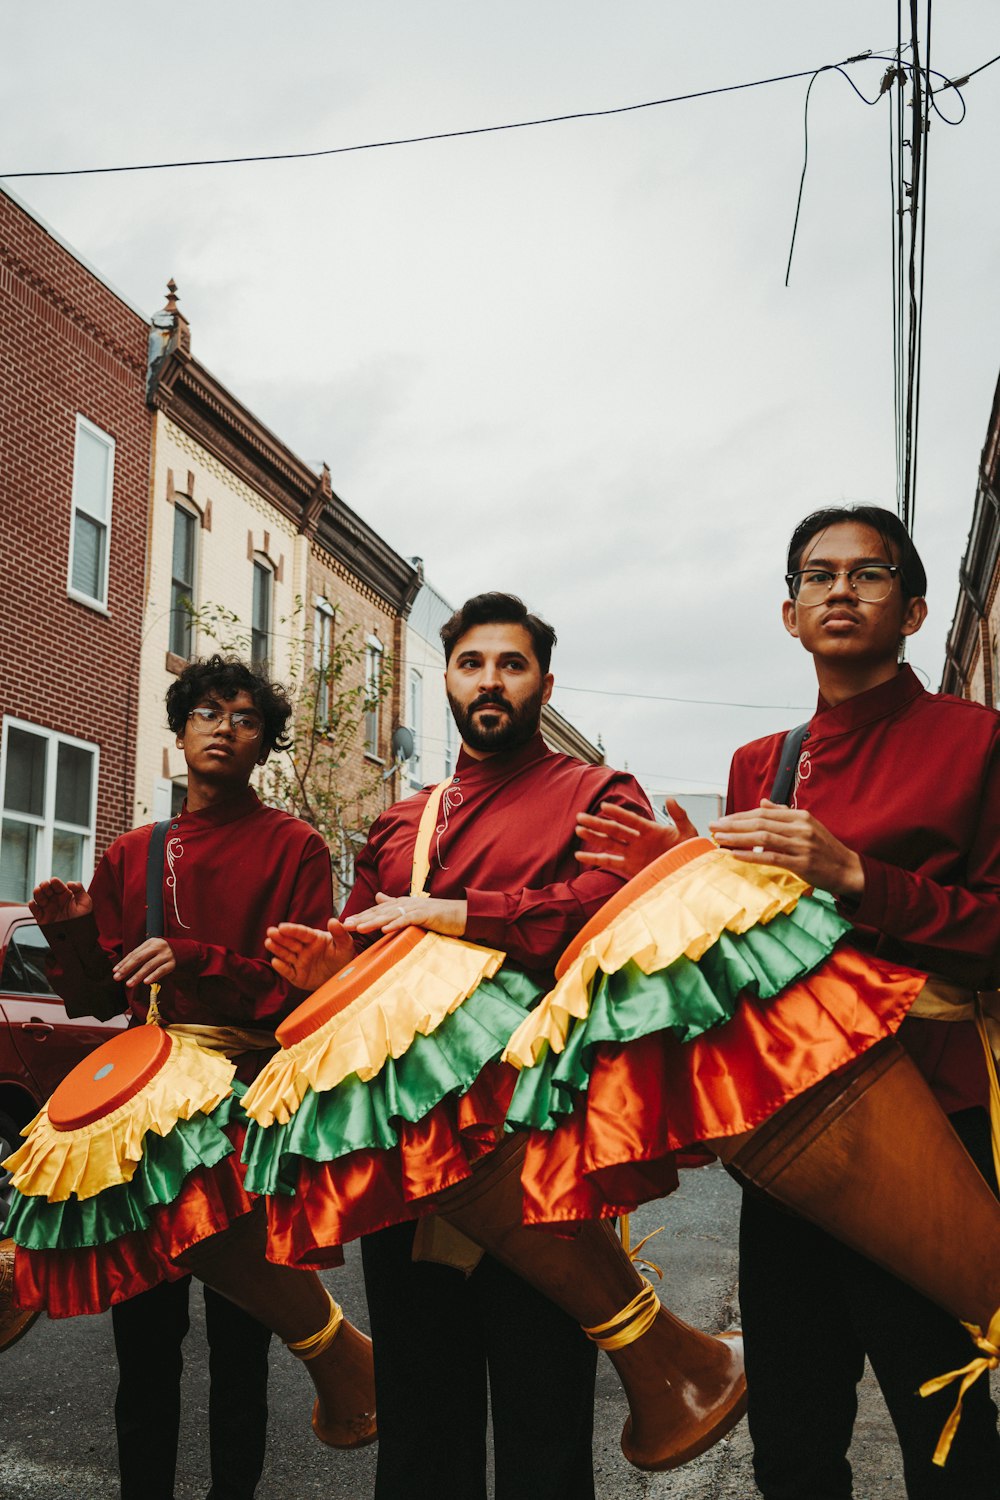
[[242, 967, 541, 1197], [507, 891, 851, 1132], [6, 1089, 246, 1252]]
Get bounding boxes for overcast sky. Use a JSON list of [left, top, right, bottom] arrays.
[[4, 3, 999, 802]]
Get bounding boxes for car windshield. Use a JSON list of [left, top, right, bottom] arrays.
[[1, 923, 57, 995]]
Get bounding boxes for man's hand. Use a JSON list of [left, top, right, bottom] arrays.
[[575, 800, 699, 878], [265, 919, 356, 990], [342, 893, 469, 938], [30, 878, 92, 925], [709, 799, 865, 900], [113, 938, 178, 988]]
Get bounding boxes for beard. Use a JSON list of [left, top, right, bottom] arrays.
[[447, 686, 545, 755]]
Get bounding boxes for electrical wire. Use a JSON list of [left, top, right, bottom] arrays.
[[552, 684, 812, 711], [0, 52, 897, 181]]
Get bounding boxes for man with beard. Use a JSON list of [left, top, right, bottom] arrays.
[[267, 592, 651, 1500]]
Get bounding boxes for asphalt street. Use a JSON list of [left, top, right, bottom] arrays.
[[0, 1164, 989, 1498]]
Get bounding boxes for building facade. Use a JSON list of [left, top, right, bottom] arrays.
[[942, 368, 1000, 703], [0, 186, 152, 900]]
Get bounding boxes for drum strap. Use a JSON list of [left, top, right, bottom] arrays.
[[768, 723, 810, 806], [410, 776, 454, 896], [143, 819, 172, 1025]]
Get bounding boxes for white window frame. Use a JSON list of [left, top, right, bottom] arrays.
[[313, 597, 336, 728], [169, 498, 200, 660], [67, 414, 115, 612], [408, 669, 423, 787], [444, 707, 458, 776], [0, 717, 100, 901], [251, 555, 273, 668], [364, 635, 384, 758]]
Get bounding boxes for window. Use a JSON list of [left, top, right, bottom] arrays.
[[408, 670, 423, 787], [68, 416, 115, 608], [0, 921, 56, 996], [314, 599, 336, 727], [364, 637, 383, 756], [444, 708, 457, 776], [252, 558, 273, 669], [0, 720, 98, 902], [334, 834, 362, 914], [169, 501, 198, 659]]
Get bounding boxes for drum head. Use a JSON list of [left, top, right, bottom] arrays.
[[556, 836, 717, 978], [277, 927, 428, 1048], [48, 1025, 174, 1131]]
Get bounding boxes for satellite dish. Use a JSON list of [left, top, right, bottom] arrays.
[[392, 726, 415, 763]]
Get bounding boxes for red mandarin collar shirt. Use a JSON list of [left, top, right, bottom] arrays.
[[46, 787, 334, 1030], [343, 732, 653, 979], [727, 666, 1000, 1109]]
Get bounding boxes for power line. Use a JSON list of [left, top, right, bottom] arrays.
[[553, 684, 812, 711], [0, 52, 883, 181]]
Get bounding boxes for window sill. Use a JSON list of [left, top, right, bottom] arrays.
[[165, 650, 190, 676], [66, 589, 110, 617], [364, 752, 386, 766]]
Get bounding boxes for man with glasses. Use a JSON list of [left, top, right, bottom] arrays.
[[30, 655, 333, 1500], [709, 505, 1000, 1499], [575, 506, 1000, 1497]]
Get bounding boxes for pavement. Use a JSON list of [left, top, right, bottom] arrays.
[[1, 1163, 992, 1498]]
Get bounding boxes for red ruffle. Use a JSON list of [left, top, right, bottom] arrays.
[[265, 1062, 514, 1267], [517, 948, 924, 1224], [14, 1129, 256, 1319]]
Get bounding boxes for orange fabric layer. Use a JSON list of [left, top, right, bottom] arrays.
[[517, 947, 924, 1224], [264, 1063, 515, 1268], [14, 1132, 256, 1318]]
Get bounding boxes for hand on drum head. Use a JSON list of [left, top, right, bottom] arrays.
[[266, 920, 357, 991], [709, 800, 865, 900], [342, 892, 468, 938], [30, 878, 93, 925], [575, 801, 698, 878]]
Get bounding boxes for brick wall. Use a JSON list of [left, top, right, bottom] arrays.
[[0, 190, 151, 876]]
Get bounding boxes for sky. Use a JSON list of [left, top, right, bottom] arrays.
[[4, 3, 999, 804]]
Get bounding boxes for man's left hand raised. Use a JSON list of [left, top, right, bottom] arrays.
[[343, 892, 468, 937]]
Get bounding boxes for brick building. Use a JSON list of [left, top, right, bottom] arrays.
[[144, 286, 419, 900], [0, 186, 152, 900], [942, 367, 1000, 703]]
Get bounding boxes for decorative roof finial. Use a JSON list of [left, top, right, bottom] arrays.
[[164, 279, 179, 315]]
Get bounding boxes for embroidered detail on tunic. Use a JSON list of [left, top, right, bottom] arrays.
[[791, 748, 812, 809], [165, 836, 192, 930], [435, 778, 464, 872]]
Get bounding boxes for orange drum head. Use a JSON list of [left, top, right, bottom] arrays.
[[277, 927, 428, 1048], [556, 836, 717, 978], [48, 1025, 174, 1131]]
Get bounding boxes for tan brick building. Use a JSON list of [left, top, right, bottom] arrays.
[[0, 186, 152, 898], [942, 369, 1000, 703], [143, 286, 418, 899]]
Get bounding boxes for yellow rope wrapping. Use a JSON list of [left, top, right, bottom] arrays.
[[973, 1000, 1000, 1190], [502, 849, 810, 1070], [581, 1278, 661, 1351], [919, 1307, 1000, 1466], [285, 1292, 345, 1361]]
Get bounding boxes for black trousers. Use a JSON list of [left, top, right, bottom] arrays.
[[739, 1105, 1000, 1500], [112, 1275, 272, 1500], [362, 1221, 598, 1500]]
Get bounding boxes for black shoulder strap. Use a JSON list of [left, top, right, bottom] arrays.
[[146, 819, 171, 939], [768, 723, 810, 807]]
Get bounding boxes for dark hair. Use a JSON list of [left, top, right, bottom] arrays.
[[786, 505, 927, 600], [165, 654, 293, 752], [440, 592, 557, 674]]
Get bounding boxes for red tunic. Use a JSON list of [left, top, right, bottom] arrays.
[[343, 731, 653, 978], [45, 787, 334, 1034], [726, 666, 1000, 1111]]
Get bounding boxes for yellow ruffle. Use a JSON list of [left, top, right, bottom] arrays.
[[242, 932, 506, 1128], [503, 847, 810, 1069], [3, 1031, 235, 1203]]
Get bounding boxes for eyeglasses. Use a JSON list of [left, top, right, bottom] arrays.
[[786, 564, 900, 606], [187, 707, 263, 738]]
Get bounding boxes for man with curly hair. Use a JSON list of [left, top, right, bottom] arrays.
[[31, 656, 334, 1500]]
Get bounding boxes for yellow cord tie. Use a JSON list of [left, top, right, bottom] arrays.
[[145, 983, 162, 1026], [581, 1278, 660, 1351], [973, 997, 1000, 1189], [284, 1292, 344, 1361], [919, 1307, 1000, 1466], [619, 1215, 664, 1280]]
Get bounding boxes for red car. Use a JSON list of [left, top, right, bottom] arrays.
[[0, 903, 126, 1225]]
